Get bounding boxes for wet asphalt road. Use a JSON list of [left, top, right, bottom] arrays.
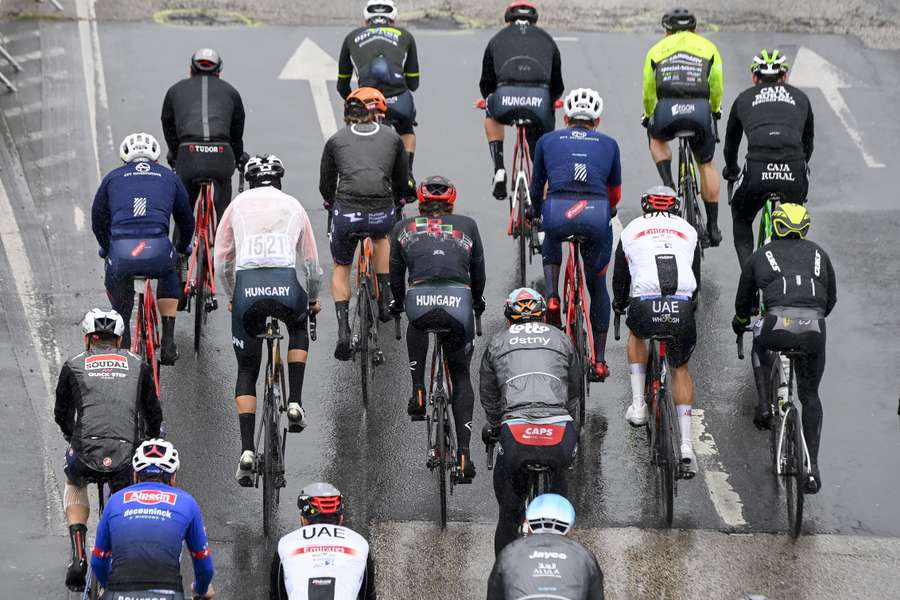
[[0, 18, 899, 599]]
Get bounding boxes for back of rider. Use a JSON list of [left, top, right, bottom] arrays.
[[531, 128, 621, 202], [488, 534, 604, 600], [277, 524, 370, 600], [93, 482, 211, 593], [339, 25, 419, 98]]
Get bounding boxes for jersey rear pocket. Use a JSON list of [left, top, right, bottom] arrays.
[[655, 254, 678, 296], [309, 576, 336, 600]]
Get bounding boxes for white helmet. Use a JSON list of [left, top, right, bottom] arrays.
[[81, 308, 126, 337], [364, 0, 397, 23], [133, 438, 180, 474], [564, 88, 603, 121], [119, 132, 161, 163], [526, 493, 576, 535]]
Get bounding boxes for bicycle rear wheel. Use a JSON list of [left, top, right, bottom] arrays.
[[262, 392, 277, 537], [516, 181, 527, 288], [767, 359, 782, 474], [651, 353, 675, 527], [358, 287, 370, 408], [193, 243, 207, 357], [436, 396, 448, 529], [784, 406, 805, 538], [573, 304, 588, 425]]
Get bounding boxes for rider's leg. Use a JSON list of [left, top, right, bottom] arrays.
[[626, 332, 650, 424], [213, 175, 233, 224], [157, 270, 181, 365], [373, 236, 393, 322], [63, 475, 89, 589], [649, 137, 675, 189], [405, 322, 429, 418], [285, 314, 310, 432], [492, 439, 526, 556], [583, 215, 613, 375], [234, 327, 263, 485], [731, 199, 757, 268], [751, 322, 777, 429], [541, 199, 563, 326], [671, 360, 697, 473], [105, 268, 134, 349], [699, 159, 722, 245], [797, 337, 826, 491], [447, 338, 476, 481], [485, 116, 507, 199], [401, 133, 415, 169]]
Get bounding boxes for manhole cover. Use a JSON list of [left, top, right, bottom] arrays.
[[154, 9, 257, 27]]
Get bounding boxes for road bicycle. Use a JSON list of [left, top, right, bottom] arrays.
[[615, 311, 688, 527], [79, 478, 110, 600], [738, 328, 811, 538], [675, 130, 708, 253], [183, 179, 219, 357], [395, 313, 481, 529], [131, 276, 161, 397], [561, 235, 595, 425]]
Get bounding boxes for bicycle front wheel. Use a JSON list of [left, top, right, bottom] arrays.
[[573, 306, 588, 425], [784, 406, 805, 538], [358, 289, 370, 408], [262, 399, 278, 537], [193, 243, 207, 357]]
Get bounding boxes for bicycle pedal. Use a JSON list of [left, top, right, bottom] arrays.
[[205, 297, 218, 312], [373, 350, 385, 365]]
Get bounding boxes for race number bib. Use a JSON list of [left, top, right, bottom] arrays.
[[239, 233, 294, 268]]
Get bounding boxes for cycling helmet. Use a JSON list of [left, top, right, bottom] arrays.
[[640, 185, 681, 214], [119, 132, 160, 163], [504, 287, 546, 321], [347, 86, 388, 115], [364, 0, 397, 23], [81, 308, 126, 338], [526, 493, 575, 535], [298, 482, 344, 522], [662, 8, 696, 32], [564, 88, 603, 121], [132, 439, 180, 475], [504, 1, 538, 24], [751, 49, 789, 79], [416, 175, 457, 206], [244, 154, 285, 188], [190, 48, 223, 75], [771, 203, 810, 239]]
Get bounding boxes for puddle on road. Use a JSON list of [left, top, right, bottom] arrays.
[[153, 9, 258, 27]]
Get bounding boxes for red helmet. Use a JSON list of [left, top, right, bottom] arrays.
[[505, 1, 538, 24], [640, 186, 681, 214], [416, 175, 457, 206]]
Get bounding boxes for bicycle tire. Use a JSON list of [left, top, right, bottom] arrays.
[[262, 389, 276, 537], [275, 355, 288, 506], [784, 406, 805, 538], [574, 305, 588, 425], [193, 243, 206, 357], [768, 358, 782, 474], [359, 286, 370, 408], [651, 349, 675, 527], [436, 394, 448, 529]]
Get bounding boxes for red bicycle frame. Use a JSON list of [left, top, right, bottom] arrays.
[[131, 278, 161, 396], [183, 181, 217, 299], [506, 124, 532, 236], [562, 240, 597, 366]]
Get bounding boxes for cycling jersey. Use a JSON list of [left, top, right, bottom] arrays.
[[487, 534, 604, 599], [530, 127, 622, 210], [319, 122, 408, 212], [214, 186, 322, 302], [271, 523, 376, 600], [337, 25, 419, 99], [388, 213, 486, 299], [612, 213, 699, 298], [91, 482, 213, 595], [329, 206, 396, 266], [735, 238, 836, 320], [480, 23, 564, 99], [724, 82, 814, 168], [642, 31, 723, 117], [91, 160, 194, 253], [480, 322, 579, 426]]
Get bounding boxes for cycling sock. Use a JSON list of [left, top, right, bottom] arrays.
[[69, 523, 87, 562], [238, 413, 256, 453], [161, 316, 176, 344], [542, 264, 561, 299], [335, 301, 350, 336], [376, 273, 392, 305], [593, 331, 608, 363], [407, 151, 415, 173], [288, 361, 306, 405], [677, 405, 693, 447], [629, 363, 645, 405], [489, 140, 504, 172], [656, 159, 675, 189], [704, 201, 719, 227]]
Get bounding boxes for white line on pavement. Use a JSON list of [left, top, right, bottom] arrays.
[[73, 205, 85, 232], [11, 47, 65, 64], [553, 36, 580, 42], [1, 29, 41, 44], [279, 39, 339, 141], [27, 149, 78, 170], [692, 408, 748, 528], [75, 0, 102, 184]]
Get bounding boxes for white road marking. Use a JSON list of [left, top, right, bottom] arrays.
[[11, 47, 65, 64], [73, 205, 85, 231], [692, 408, 748, 527], [279, 38, 339, 140], [75, 0, 102, 184], [27, 149, 77, 170], [1, 29, 41, 44], [553, 36, 580, 42], [791, 46, 885, 168]]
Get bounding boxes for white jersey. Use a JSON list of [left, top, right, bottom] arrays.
[[277, 524, 370, 600], [620, 213, 698, 297], [214, 186, 322, 300]]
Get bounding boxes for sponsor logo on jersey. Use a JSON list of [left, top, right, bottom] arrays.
[[752, 85, 796, 107], [125, 162, 161, 178], [764, 250, 781, 272], [292, 545, 358, 556], [814, 250, 821, 277], [762, 163, 795, 182], [508, 423, 566, 446], [244, 286, 290, 298], [415, 294, 462, 308], [651, 299, 682, 324], [508, 322, 551, 347], [500, 95, 543, 108], [634, 227, 688, 240], [102, 457, 113, 467], [130, 240, 147, 257], [564, 199, 588, 220], [509, 322, 550, 334], [671, 103, 696, 116], [187, 144, 225, 154], [124, 489, 178, 506], [232, 336, 245, 349], [85, 354, 129, 371], [533, 562, 562, 578], [529, 550, 568, 560], [135, 162, 151, 173]]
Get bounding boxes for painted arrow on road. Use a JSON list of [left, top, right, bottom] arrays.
[[791, 46, 885, 168], [279, 38, 339, 140]]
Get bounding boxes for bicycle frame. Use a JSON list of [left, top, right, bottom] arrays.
[[507, 124, 533, 236], [254, 318, 287, 537], [773, 355, 812, 478], [677, 135, 707, 248], [132, 277, 161, 397], [563, 240, 597, 365], [183, 181, 218, 301], [425, 329, 455, 528]]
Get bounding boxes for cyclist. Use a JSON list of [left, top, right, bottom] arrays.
[[55, 308, 162, 591], [479, 1, 564, 199], [92, 132, 194, 365], [611, 187, 701, 476], [480, 288, 580, 554], [91, 439, 215, 599], [388, 176, 486, 482], [320, 87, 409, 361], [642, 8, 724, 246], [338, 0, 419, 181], [215, 155, 322, 487], [723, 49, 815, 267], [531, 87, 621, 382], [161, 48, 246, 223], [486, 494, 605, 599], [270, 482, 376, 600], [732, 203, 835, 494]]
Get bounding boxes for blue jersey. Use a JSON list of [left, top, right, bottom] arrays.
[[530, 127, 622, 206], [91, 481, 214, 595], [91, 160, 194, 253]]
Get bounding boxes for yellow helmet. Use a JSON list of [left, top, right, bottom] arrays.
[[772, 203, 810, 239]]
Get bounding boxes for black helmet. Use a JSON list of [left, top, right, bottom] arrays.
[[662, 8, 696, 32], [244, 154, 285, 188], [504, 1, 538, 24], [190, 48, 222, 75]]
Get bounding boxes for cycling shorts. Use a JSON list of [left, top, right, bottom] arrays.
[[64, 447, 132, 492], [486, 85, 555, 135], [329, 205, 395, 266], [231, 267, 308, 361], [732, 159, 809, 220], [648, 98, 717, 164], [100, 591, 184, 600], [541, 196, 613, 277], [385, 90, 417, 136], [754, 311, 825, 356], [405, 284, 474, 348], [626, 295, 696, 367], [499, 420, 577, 475], [105, 237, 181, 300], [175, 142, 235, 185]]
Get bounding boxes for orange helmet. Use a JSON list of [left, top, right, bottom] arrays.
[[346, 87, 387, 115]]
